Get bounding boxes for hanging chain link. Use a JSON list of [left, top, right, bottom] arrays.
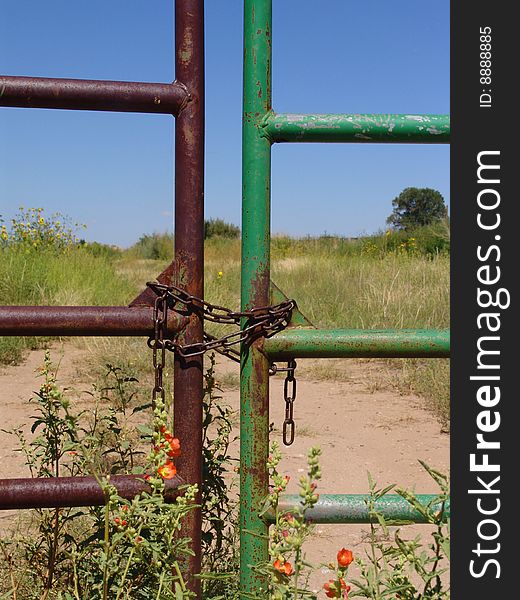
[[281, 359, 297, 446], [150, 292, 167, 408], [147, 281, 298, 443]]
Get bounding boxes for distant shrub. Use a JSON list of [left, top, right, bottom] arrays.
[[410, 220, 450, 255], [129, 232, 173, 260], [363, 221, 450, 258], [83, 241, 122, 259], [204, 218, 240, 240]]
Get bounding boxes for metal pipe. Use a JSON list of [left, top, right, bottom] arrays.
[[265, 113, 450, 144], [0, 75, 189, 115], [0, 474, 183, 510], [174, 1, 205, 595], [0, 305, 187, 337], [241, 0, 273, 596], [267, 494, 450, 524], [265, 329, 450, 359]]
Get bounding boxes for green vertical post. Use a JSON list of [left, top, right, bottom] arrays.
[[240, 0, 272, 596]]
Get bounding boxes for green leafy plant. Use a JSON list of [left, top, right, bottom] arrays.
[[243, 442, 322, 599], [0, 353, 195, 599], [352, 464, 450, 599], [199, 354, 240, 599], [246, 446, 449, 600]]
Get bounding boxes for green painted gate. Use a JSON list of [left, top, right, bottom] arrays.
[[239, 0, 450, 596]]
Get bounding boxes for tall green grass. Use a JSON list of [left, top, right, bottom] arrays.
[[0, 248, 136, 364]]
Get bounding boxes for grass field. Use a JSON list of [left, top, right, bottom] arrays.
[[0, 233, 449, 424]]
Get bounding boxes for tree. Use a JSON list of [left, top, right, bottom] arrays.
[[386, 187, 448, 230]]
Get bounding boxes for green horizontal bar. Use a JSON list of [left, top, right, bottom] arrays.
[[264, 113, 450, 144], [266, 494, 449, 524], [265, 329, 450, 359]]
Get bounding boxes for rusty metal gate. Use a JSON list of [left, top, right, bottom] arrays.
[[1, 1, 450, 598], [0, 0, 205, 595]]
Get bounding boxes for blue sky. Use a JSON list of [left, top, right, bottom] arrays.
[[0, 1, 449, 246]]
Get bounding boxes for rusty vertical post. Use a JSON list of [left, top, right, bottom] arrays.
[[174, 0, 205, 596]]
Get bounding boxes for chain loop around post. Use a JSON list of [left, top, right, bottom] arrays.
[[146, 282, 298, 444], [146, 281, 295, 360]]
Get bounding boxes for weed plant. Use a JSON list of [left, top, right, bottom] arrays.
[[0, 352, 237, 599], [246, 443, 450, 600]]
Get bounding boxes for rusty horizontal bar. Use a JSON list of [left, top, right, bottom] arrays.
[[0, 305, 187, 336], [0, 474, 183, 510], [266, 494, 450, 524], [0, 75, 190, 115], [264, 113, 450, 144], [265, 328, 450, 359]]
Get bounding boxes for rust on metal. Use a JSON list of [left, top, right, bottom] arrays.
[[0, 474, 183, 510], [0, 75, 190, 115], [0, 305, 187, 337], [173, 1, 205, 594]]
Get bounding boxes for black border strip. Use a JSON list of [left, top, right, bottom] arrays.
[[451, 2, 514, 595]]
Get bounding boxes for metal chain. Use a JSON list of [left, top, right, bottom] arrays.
[[146, 281, 295, 360], [150, 292, 167, 408], [270, 359, 298, 446], [282, 359, 297, 446], [147, 282, 298, 444]]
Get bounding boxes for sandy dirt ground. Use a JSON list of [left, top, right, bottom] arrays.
[[0, 344, 449, 593]]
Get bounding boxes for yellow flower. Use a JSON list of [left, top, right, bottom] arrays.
[[38, 217, 45, 225], [217, 271, 223, 278]]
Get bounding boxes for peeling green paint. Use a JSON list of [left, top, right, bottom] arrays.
[[266, 494, 450, 524], [263, 113, 450, 144], [265, 329, 450, 359], [241, 2, 450, 598], [240, 0, 272, 596]]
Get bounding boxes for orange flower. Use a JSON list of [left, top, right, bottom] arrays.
[[337, 548, 354, 568], [114, 517, 127, 527], [339, 579, 351, 598], [166, 437, 181, 458], [273, 559, 293, 576], [323, 579, 350, 598], [158, 461, 177, 479], [323, 580, 338, 598]]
